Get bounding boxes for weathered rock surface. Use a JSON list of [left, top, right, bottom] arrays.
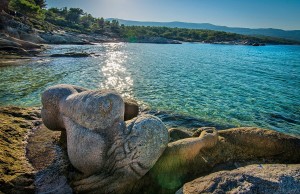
[[0, 13, 44, 58], [131, 127, 300, 193], [0, 33, 43, 56], [39, 32, 90, 45], [0, 11, 45, 44], [179, 164, 300, 194], [41, 84, 169, 193], [41, 84, 125, 132], [0, 106, 39, 194], [0, 33, 42, 49]]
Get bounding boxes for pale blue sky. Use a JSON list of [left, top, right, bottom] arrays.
[[46, 0, 300, 30]]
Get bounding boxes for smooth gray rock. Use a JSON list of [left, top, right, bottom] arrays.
[[60, 90, 124, 131], [42, 84, 125, 132], [124, 114, 169, 170], [41, 84, 76, 131], [179, 164, 300, 194], [41, 84, 169, 193], [72, 114, 169, 193]]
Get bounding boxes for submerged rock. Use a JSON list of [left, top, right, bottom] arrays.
[[49, 52, 91, 57]]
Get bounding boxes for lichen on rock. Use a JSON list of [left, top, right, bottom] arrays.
[[0, 106, 39, 193]]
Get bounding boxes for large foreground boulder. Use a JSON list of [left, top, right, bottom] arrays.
[[178, 164, 300, 194], [41, 84, 169, 193]]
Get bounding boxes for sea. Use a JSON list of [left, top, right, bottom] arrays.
[[1, 43, 299, 136]]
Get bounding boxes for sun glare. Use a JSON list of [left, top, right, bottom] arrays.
[[100, 43, 133, 98]]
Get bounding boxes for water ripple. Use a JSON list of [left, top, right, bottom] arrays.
[[0, 43, 299, 136]]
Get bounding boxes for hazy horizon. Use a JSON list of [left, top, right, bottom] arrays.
[[105, 18, 300, 31], [46, 0, 300, 30]]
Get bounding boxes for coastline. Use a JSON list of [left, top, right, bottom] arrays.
[[2, 8, 298, 65], [0, 37, 288, 66]]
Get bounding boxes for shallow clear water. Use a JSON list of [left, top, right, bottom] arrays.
[[1, 43, 299, 135]]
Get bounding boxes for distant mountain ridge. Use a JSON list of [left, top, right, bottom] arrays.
[[107, 18, 300, 42]]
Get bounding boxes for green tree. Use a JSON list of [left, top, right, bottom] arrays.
[[9, 0, 45, 19], [0, 0, 10, 11], [80, 13, 94, 28], [33, 0, 46, 8], [98, 17, 105, 29], [66, 8, 83, 23], [110, 19, 120, 33]]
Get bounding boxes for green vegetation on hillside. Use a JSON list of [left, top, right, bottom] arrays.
[[3, 0, 300, 44], [45, 7, 118, 34], [120, 26, 298, 44], [9, 0, 46, 19]]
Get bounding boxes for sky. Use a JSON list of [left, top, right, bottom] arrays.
[[46, 0, 300, 30]]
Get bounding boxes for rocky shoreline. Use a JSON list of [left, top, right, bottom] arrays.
[[0, 105, 299, 194], [0, 10, 182, 64], [0, 10, 274, 65]]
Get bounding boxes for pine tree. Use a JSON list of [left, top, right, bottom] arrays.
[[33, 0, 46, 8]]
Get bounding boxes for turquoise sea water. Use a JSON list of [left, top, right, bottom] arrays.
[[0, 43, 299, 136]]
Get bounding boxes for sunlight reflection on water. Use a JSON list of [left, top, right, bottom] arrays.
[[100, 43, 133, 98], [1, 43, 300, 136]]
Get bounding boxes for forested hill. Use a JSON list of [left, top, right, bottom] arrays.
[[41, 7, 299, 44], [1, 0, 300, 45], [107, 19, 300, 42]]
